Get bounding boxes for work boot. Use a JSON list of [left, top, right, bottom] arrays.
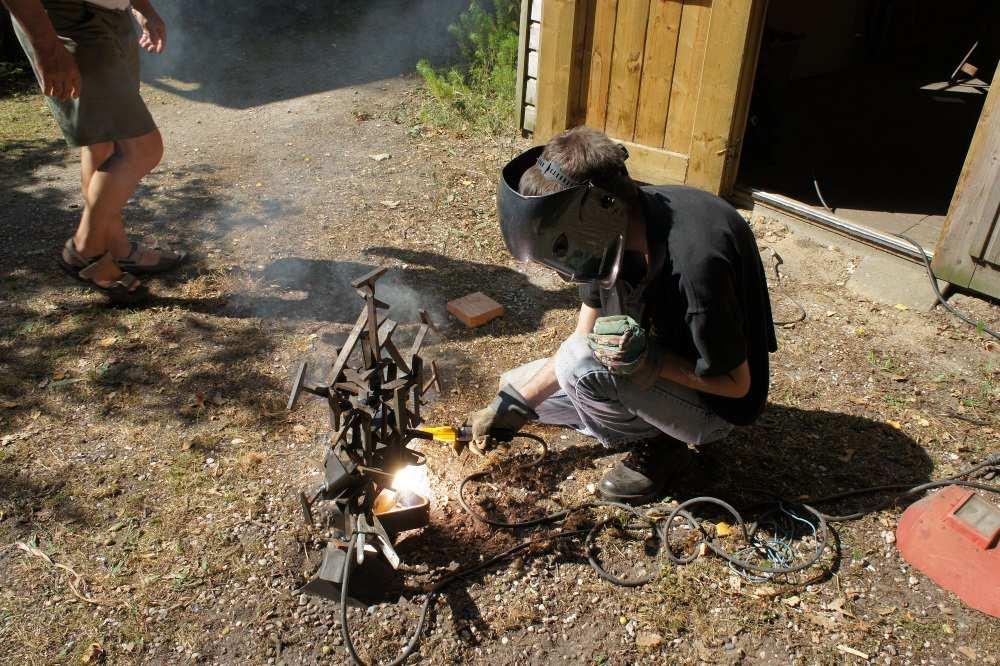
[[597, 437, 690, 505]]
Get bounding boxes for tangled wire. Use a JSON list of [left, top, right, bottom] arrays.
[[339, 437, 1000, 666]]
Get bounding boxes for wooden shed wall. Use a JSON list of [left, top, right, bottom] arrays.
[[521, 0, 763, 194], [516, 0, 542, 133]]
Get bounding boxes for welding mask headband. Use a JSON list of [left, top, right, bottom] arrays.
[[497, 146, 629, 288]]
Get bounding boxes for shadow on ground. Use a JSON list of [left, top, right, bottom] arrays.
[[335, 403, 935, 634], [693, 404, 934, 512], [142, 0, 469, 109], [221, 253, 577, 336]]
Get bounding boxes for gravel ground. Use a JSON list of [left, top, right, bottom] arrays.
[[2, 25, 999, 665]]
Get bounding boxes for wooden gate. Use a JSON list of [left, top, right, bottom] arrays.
[[932, 82, 1000, 300], [530, 0, 765, 194]]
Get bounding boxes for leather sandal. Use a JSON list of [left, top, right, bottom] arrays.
[[60, 239, 149, 305], [116, 240, 188, 275]]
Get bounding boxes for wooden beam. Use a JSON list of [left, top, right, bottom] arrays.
[[686, 0, 756, 193], [515, 0, 532, 134], [634, 0, 684, 147], [932, 80, 1000, 298], [604, 0, 651, 141], [720, 0, 769, 195], [535, 0, 581, 142], [617, 139, 688, 184], [568, 0, 594, 126], [662, 0, 711, 154], [584, 0, 619, 130]]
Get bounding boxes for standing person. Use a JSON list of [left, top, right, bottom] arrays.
[[4, 0, 186, 304], [465, 126, 777, 505]]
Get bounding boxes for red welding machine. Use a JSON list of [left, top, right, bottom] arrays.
[[896, 485, 1000, 618]]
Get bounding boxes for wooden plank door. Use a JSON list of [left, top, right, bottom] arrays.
[[533, 0, 764, 194], [932, 82, 1000, 300]]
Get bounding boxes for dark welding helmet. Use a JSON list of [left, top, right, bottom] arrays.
[[497, 145, 630, 288]]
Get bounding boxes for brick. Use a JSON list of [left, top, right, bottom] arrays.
[[446, 292, 505, 328]]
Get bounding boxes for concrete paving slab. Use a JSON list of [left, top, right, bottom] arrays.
[[750, 204, 944, 311]]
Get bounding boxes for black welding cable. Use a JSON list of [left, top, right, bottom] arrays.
[[812, 175, 835, 213], [895, 234, 1000, 342], [339, 527, 591, 666], [804, 456, 1000, 521], [457, 433, 596, 528], [660, 496, 830, 576]]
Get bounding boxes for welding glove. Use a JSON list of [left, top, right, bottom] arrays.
[[587, 315, 664, 389], [464, 384, 538, 455]]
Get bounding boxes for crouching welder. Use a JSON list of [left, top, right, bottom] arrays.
[[465, 126, 777, 505]]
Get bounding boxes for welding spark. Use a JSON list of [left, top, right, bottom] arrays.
[[392, 464, 431, 507]]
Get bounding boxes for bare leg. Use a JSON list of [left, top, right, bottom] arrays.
[[72, 129, 163, 286]]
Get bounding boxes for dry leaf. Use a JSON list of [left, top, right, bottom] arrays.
[[369, 153, 391, 162], [380, 200, 400, 209], [958, 646, 977, 660], [715, 521, 734, 537], [886, 420, 903, 430], [240, 452, 266, 468], [783, 595, 801, 607], [805, 612, 840, 630], [96, 337, 117, 348], [81, 642, 105, 664], [875, 605, 896, 616], [0, 399, 19, 409], [894, 303, 909, 311], [635, 632, 664, 649], [836, 645, 869, 660]]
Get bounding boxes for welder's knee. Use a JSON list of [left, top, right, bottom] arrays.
[[553, 335, 606, 395]]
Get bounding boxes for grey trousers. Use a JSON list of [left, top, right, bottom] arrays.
[[501, 335, 733, 448]]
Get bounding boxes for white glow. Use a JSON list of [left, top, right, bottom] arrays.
[[392, 464, 431, 500]]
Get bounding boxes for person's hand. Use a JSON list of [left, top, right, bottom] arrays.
[[587, 315, 662, 388], [133, 8, 166, 54], [34, 40, 81, 100], [463, 384, 537, 456]]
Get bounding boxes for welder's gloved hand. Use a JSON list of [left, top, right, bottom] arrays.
[[587, 315, 663, 389], [464, 384, 538, 456]]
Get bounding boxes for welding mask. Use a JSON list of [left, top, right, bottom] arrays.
[[497, 145, 631, 288]]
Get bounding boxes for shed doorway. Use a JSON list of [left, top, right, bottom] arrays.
[[737, 0, 998, 250]]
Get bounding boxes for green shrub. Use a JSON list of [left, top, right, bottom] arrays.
[[417, 0, 521, 135]]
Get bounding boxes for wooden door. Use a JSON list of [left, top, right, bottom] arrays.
[[533, 0, 765, 194], [932, 82, 1000, 300]]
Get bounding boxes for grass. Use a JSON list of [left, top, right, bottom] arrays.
[[415, 0, 520, 136], [0, 65, 58, 147]]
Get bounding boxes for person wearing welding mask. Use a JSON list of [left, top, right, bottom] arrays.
[[464, 126, 777, 505]]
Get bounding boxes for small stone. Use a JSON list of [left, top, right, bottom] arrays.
[[783, 595, 801, 608]]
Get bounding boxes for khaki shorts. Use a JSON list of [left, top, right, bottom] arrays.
[[14, 0, 156, 147]]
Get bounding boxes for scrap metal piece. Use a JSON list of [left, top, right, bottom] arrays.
[[292, 267, 439, 606], [287, 360, 309, 411]]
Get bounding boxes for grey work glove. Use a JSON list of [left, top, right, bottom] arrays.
[[464, 384, 538, 455], [587, 315, 664, 389]]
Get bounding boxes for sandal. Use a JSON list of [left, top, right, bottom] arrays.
[[60, 238, 149, 305], [116, 240, 188, 275]]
